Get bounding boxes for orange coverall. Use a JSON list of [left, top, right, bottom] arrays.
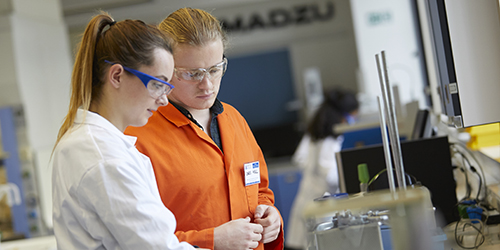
[[125, 102, 284, 250]]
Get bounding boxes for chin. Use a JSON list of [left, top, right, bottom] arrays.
[[199, 99, 216, 109], [131, 119, 149, 128]]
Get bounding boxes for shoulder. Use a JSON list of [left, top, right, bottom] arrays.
[[55, 124, 130, 169], [220, 102, 247, 123], [221, 102, 242, 115], [219, 102, 256, 136], [322, 135, 343, 147], [52, 125, 106, 189], [318, 136, 343, 156], [55, 124, 100, 159], [82, 157, 149, 185]]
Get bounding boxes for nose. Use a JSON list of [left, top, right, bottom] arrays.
[[198, 74, 213, 89], [156, 93, 169, 106]]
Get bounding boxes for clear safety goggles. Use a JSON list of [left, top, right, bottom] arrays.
[[105, 60, 174, 99], [174, 57, 228, 83]]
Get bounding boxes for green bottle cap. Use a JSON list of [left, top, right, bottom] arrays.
[[358, 163, 370, 184]]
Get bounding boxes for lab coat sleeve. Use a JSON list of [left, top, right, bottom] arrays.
[[174, 228, 215, 249], [77, 159, 195, 250]]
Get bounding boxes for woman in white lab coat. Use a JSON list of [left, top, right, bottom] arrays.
[[285, 89, 359, 250], [51, 13, 204, 250]]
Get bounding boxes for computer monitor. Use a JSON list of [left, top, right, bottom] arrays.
[[411, 109, 434, 140], [336, 136, 458, 225], [420, 0, 500, 127]]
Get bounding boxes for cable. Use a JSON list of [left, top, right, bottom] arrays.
[[470, 166, 482, 201], [450, 143, 487, 202], [453, 151, 472, 200], [452, 197, 491, 249], [406, 173, 418, 186], [367, 168, 418, 188], [453, 217, 486, 249], [447, 142, 496, 248], [457, 166, 471, 201], [454, 143, 488, 198], [368, 169, 387, 186]]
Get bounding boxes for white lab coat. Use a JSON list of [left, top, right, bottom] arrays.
[[52, 109, 195, 250], [285, 134, 344, 249]]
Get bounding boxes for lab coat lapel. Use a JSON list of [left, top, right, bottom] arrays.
[[191, 122, 221, 152], [217, 108, 242, 221], [218, 110, 235, 168]]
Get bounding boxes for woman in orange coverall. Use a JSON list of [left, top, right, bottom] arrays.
[[125, 7, 284, 250]]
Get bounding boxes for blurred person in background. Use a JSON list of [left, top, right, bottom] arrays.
[[285, 89, 359, 250]]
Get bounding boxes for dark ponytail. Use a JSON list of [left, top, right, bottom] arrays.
[[307, 89, 359, 141]]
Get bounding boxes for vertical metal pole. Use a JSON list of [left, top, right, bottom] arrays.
[[379, 51, 407, 189], [377, 96, 396, 193]]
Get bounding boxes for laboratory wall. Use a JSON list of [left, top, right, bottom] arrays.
[[67, 0, 360, 123], [350, 0, 429, 114]]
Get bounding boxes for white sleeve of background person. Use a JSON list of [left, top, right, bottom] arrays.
[[320, 136, 344, 194], [291, 134, 312, 169]]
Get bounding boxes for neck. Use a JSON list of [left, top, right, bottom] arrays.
[[90, 101, 126, 132], [190, 108, 211, 133]]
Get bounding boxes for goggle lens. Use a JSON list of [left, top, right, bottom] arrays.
[[175, 58, 227, 82], [147, 80, 173, 99]]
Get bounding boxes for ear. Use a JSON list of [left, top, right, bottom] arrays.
[[107, 64, 125, 89]]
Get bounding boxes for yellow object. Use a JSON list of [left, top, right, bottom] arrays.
[[466, 123, 500, 150]]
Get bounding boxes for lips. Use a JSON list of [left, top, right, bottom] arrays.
[[197, 93, 213, 99]]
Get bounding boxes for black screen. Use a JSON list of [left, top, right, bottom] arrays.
[[337, 136, 458, 225]]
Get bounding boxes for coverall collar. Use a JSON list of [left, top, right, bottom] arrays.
[[167, 99, 224, 128]]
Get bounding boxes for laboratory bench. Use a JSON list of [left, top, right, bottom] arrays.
[[440, 147, 500, 249], [266, 140, 500, 250]]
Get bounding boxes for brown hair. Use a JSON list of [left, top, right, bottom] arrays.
[[158, 7, 227, 49], [55, 12, 172, 148]]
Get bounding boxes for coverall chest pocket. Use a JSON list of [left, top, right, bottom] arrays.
[[245, 183, 259, 214]]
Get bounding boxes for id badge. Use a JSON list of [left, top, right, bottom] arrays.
[[244, 161, 260, 186]]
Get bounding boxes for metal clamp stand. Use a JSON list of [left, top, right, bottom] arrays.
[[375, 51, 407, 190]]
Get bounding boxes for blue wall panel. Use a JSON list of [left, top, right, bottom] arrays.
[[218, 49, 297, 129], [0, 107, 30, 238]]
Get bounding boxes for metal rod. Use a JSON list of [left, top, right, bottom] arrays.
[[376, 53, 401, 187], [377, 96, 396, 193], [380, 51, 407, 189]]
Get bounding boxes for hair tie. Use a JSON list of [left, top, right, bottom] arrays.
[[109, 21, 116, 27]]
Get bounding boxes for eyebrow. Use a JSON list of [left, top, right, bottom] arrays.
[[156, 75, 169, 82]]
